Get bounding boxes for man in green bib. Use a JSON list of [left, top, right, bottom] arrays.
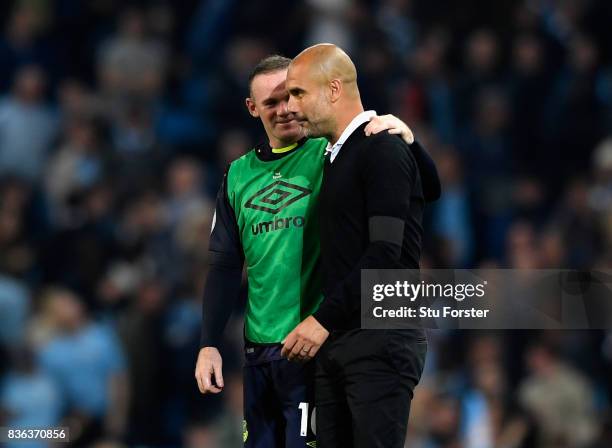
[[195, 55, 438, 447]]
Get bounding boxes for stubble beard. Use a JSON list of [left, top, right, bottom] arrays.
[[300, 112, 332, 140]]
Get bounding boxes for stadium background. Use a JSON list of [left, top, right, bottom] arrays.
[[0, 0, 611, 446]]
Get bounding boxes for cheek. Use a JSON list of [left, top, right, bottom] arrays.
[[263, 109, 277, 123], [303, 97, 316, 114]]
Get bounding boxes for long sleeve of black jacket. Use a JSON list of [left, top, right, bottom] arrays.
[[199, 169, 244, 348]]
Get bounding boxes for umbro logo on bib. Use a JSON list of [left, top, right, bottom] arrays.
[[245, 181, 311, 215]]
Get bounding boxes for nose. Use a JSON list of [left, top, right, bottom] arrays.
[[278, 100, 289, 116], [287, 94, 298, 114]]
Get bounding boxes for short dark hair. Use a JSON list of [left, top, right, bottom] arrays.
[[248, 55, 291, 95]]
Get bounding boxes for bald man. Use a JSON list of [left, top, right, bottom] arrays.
[[281, 44, 434, 447]]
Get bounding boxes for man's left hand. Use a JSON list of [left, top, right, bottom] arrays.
[[281, 316, 329, 362], [365, 114, 415, 144]]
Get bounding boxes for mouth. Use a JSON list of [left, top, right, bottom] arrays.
[[275, 119, 298, 126]]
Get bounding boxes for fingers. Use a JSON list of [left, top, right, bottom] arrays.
[[195, 351, 223, 394], [308, 344, 321, 359], [212, 360, 224, 389], [364, 118, 388, 136], [281, 331, 297, 358], [365, 115, 414, 141], [195, 368, 205, 393], [288, 339, 306, 361], [296, 344, 314, 362], [203, 368, 222, 394], [399, 128, 415, 144]]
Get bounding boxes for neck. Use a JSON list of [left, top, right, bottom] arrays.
[[268, 137, 297, 149], [329, 101, 365, 145]]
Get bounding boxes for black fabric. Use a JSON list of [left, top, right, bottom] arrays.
[[409, 140, 441, 202], [315, 330, 427, 448], [200, 168, 244, 348], [368, 215, 405, 245], [244, 345, 316, 448], [314, 126, 430, 334], [253, 138, 307, 162]]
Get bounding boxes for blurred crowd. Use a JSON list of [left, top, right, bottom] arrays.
[[0, 0, 611, 447]]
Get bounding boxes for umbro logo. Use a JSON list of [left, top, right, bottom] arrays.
[[245, 181, 311, 215]]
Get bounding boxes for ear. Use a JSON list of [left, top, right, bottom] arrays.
[[329, 79, 342, 103], [245, 97, 259, 117]]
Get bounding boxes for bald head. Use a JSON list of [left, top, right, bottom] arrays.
[[293, 44, 358, 90], [286, 44, 364, 142]]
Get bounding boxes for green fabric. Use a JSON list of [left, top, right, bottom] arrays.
[[226, 138, 327, 343]]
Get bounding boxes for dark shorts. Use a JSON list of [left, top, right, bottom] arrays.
[[315, 329, 427, 448], [243, 344, 316, 448]]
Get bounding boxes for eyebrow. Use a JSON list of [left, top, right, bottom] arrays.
[[262, 97, 278, 105]]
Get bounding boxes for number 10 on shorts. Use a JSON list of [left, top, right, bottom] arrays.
[[298, 402, 309, 436]]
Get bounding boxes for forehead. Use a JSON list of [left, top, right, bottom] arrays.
[[286, 62, 305, 86], [286, 61, 318, 90], [251, 69, 288, 100]]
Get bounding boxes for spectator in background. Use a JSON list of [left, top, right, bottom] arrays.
[[1, 346, 63, 448], [211, 37, 271, 135], [0, 3, 56, 91], [431, 148, 473, 267], [164, 157, 211, 229], [519, 342, 600, 448], [160, 157, 212, 283], [424, 394, 462, 448], [553, 178, 603, 268], [508, 33, 552, 178], [544, 34, 607, 187], [45, 117, 108, 225], [216, 128, 250, 172], [0, 275, 30, 348], [459, 87, 514, 260], [111, 100, 158, 157], [57, 79, 105, 121], [305, 0, 355, 53], [117, 277, 168, 444], [109, 100, 164, 195], [0, 178, 37, 278], [0, 65, 57, 182], [456, 29, 502, 129], [590, 137, 612, 263], [40, 182, 117, 304], [376, 0, 418, 62], [112, 189, 170, 283], [461, 336, 531, 448], [36, 288, 128, 445], [590, 137, 612, 215], [216, 370, 244, 448], [400, 30, 455, 143], [97, 7, 168, 99], [506, 221, 539, 268], [355, 42, 394, 114]]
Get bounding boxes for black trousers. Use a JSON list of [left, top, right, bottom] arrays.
[[315, 329, 427, 448]]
